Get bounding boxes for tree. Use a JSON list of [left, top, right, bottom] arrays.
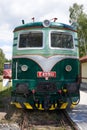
[[0, 48, 5, 75], [78, 14, 87, 57], [69, 3, 87, 57]]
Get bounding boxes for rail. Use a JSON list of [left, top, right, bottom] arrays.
[[62, 110, 79, 130], [18, 109, 79, 130]]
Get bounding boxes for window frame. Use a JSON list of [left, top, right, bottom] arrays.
[[18, 30, 44, 50], [49, 30, 74, 50]]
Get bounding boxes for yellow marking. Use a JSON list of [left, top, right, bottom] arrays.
[[35, 103, 38, 107], [24, 103, 33, 109], [38, 104, 44, 110], [55, 103, 57, 107], [60, 103, 68, 109], [49, 104, 55, 110], [63, 89, 67, 93], [70, 104, 76, 108], [49, 103, 57, 110], [72, 101, 78, 105], [11, 102, 22, 108]]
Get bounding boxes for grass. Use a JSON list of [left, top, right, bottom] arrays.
[[0, 75, 3, 91], [0, 86, 12, 97], [0, 76, 12, 98], [0, 75, 2, 80], [0, 78, 12, 108], [0, 81, 2, 90]]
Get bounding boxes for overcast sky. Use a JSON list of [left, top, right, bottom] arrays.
[[0, 0, 87, 59]]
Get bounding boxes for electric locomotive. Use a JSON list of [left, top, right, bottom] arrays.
[[11, 19, 80, 110]]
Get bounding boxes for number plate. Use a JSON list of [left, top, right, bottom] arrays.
[[37, 71, 56, 78]]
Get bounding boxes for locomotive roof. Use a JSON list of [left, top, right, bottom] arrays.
[[13, 21, 77, 32]]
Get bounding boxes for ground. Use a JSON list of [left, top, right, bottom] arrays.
[[0, 95, 73, 130]]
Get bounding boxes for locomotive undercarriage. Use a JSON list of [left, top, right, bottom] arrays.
[[11, 81, 80, 110]]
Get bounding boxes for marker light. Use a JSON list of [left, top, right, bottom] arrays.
[[65, 65, 72, 72], [43, 20, 51, 27], [21, 65, 28, 71]]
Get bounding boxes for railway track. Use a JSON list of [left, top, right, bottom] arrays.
[[62, 110, 79, 130], [17, 109, 79, 130], [0, 97, 79, 130]]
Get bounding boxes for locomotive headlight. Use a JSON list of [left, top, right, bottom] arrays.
[[21, 65, 28, 71], [43, 20, 51, 27], [65, 65, 72, 72]]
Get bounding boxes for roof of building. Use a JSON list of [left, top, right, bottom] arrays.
[[80, 55, 87, 63]]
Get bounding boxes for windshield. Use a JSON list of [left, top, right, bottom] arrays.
[[4, 64, 11, 69], [51, 32, 74, 49], [19, 32, 43, 48]]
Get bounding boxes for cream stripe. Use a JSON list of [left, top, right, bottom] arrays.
[[13, 55, 78, 72]]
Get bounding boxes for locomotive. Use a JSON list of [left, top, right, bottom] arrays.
[[11, 19, 80, 110]]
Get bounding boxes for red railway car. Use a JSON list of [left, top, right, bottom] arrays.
[[3, 62, 12, 79]]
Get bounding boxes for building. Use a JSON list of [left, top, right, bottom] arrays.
[[80, 55, 87, 83]]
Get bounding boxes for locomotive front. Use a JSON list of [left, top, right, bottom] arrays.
[[11, 20, 80, 110]]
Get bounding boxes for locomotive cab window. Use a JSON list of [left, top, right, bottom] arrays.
[[51, 32, 74, 49], [19, 32, 43, 48]]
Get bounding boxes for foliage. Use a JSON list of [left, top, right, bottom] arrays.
[[69, 3, 87, 57], [5, 58, 12, 63], [0, 48, 5, 75], [0, 48, 11, 75]]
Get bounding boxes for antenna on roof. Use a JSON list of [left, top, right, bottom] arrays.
[[22, 20, 25, 24], [32, 17, 35, 22], [51, 18, 58, 22], [54, 18, 58, 22]]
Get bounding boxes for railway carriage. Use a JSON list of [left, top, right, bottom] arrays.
[[11, 19, 80, 110], [3, 62, 11, 79]]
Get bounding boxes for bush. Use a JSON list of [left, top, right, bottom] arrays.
[[0, 75, 3, 82]]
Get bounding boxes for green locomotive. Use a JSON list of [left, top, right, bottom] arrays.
[[11, 19, 80, 110]]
